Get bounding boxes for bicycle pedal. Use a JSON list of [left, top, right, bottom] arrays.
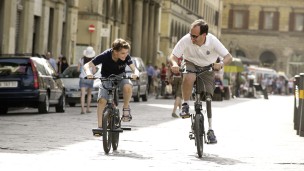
[[93, 133, 102, 137], [121, 127, 132, 131], [181, 115, 191, 119], [111, 128, 123, 133]]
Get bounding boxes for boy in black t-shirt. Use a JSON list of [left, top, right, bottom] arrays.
[[83, 39, 139, 128]]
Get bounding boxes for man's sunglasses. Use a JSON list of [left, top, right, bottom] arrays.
[[189, 33, 200, 39]]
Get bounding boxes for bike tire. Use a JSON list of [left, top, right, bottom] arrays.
[[194, 114, 204, 158], [112, 109, 120, 150], [103, 108, 112, 154]]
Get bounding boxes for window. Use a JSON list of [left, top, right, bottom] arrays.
[[295, 13, 304, 31], [229, 10, 249, 29], [264, 12, 274, 30], [259, 11, 279, 30]]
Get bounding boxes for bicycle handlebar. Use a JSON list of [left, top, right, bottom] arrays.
[[179, 64, 213, 74], [84, 74, 138, 81]]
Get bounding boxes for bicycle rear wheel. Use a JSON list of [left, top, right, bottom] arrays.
[[103, 108, 112, 154], [194, 113, 204, 158]]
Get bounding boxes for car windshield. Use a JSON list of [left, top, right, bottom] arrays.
[[61, 66, 79, 78]]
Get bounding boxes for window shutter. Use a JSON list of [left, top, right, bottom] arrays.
[[244, 10, 249, 29], [259, 11, 264, 30], [228, 9, 234, 29], [289, 12, 295, 31], [274, 11, 279, 30]]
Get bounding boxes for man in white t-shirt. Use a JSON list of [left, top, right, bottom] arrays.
[[170, 19, 232, 144]]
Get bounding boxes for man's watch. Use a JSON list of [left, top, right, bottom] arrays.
[[220, 61, 224, 68]]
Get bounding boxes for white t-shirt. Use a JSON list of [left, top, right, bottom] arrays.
[[172, 33, 229, 67], [78, 58, 93, 78]]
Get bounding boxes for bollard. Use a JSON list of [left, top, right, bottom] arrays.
[[299, 73, 304, 137], [294, 75, 300, 134]]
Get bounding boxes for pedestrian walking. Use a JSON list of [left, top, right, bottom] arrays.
[[170, 57, 183, 118], [78, 46, 96, 114], [46, 52, 58, 73]]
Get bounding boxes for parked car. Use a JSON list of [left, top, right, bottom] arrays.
[[0, 54, 65, 114], [60, 65, 101, 107], [119, 57, 148, 102]]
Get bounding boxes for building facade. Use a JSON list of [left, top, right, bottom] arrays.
[[76, 0, 162, 65], [159, 0, 223, 66], [0, 0, 78, 63], [221, 0, 304, 76]]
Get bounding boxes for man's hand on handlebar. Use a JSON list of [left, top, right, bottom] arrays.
[[171, 65, 180, 74], [212, 62, 223, 71]]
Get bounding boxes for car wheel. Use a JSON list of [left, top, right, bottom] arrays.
[[0, 106, 8, 114], [133, 86, 140, 102], [69, 103, 76, 107], [38, 95, 49, 113], [56, 93, 66, 113], [142, 88, 148, 102]]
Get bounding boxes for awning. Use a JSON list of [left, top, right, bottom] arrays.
[[224, 58, 244, 73]]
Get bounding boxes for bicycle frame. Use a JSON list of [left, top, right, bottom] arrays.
[[90, 74, 133, 154]]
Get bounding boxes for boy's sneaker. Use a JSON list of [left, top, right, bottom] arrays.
[[180, 103, 190, 118], [207, 129, 217, 144]]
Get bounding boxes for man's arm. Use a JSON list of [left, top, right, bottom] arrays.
[[213, 53, 233, 71], [170, 54, 180, 74]]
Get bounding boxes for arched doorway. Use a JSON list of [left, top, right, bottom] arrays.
[[260, 51, 276, 67]]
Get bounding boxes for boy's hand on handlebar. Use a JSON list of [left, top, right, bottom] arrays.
[[131, 74, 139, 80], [86, 75, 94, 79]]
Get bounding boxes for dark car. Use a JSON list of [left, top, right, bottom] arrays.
[[119, 57, 148, 102], [0, 55, 65, 114]]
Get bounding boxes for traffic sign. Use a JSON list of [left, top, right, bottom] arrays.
[[88, 24, 95, 33]]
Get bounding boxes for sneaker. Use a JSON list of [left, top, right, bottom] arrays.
[[180, 103, 190, 118], [207, 129, 217, 144], [172, 113, 179, 118], [122, 108, 132, 122]]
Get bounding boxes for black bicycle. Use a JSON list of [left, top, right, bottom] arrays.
[[89, 74, 132, 154], [181, 65, 213, 158]]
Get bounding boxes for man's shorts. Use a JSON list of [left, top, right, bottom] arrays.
[[97, 77, 132, 102], [183, 60, 215, 96]]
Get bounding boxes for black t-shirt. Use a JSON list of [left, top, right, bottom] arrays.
[[91, 49, 133, 77]]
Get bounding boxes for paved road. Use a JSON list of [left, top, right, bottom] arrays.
[[0, 95, 303, 170]]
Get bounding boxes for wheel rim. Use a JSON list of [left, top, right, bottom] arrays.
[[194, 114, 204, 157], [103, 110, 112, 153]]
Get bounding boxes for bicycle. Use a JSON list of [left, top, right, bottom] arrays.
[[89, 74, 132, 154], [180, 64, 213, 158]]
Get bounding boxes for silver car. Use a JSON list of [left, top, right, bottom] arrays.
[[60, 65, 100, 107], [119, 57, 148, 102]]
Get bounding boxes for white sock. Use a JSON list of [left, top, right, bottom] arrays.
[[208, 118, 212, 130], [183, 100, 190, 105]]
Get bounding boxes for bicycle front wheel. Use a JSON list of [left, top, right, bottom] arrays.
[[103, 108, 112, 154], [112, 109, 120, 150], [194, 114, 204, 158]]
